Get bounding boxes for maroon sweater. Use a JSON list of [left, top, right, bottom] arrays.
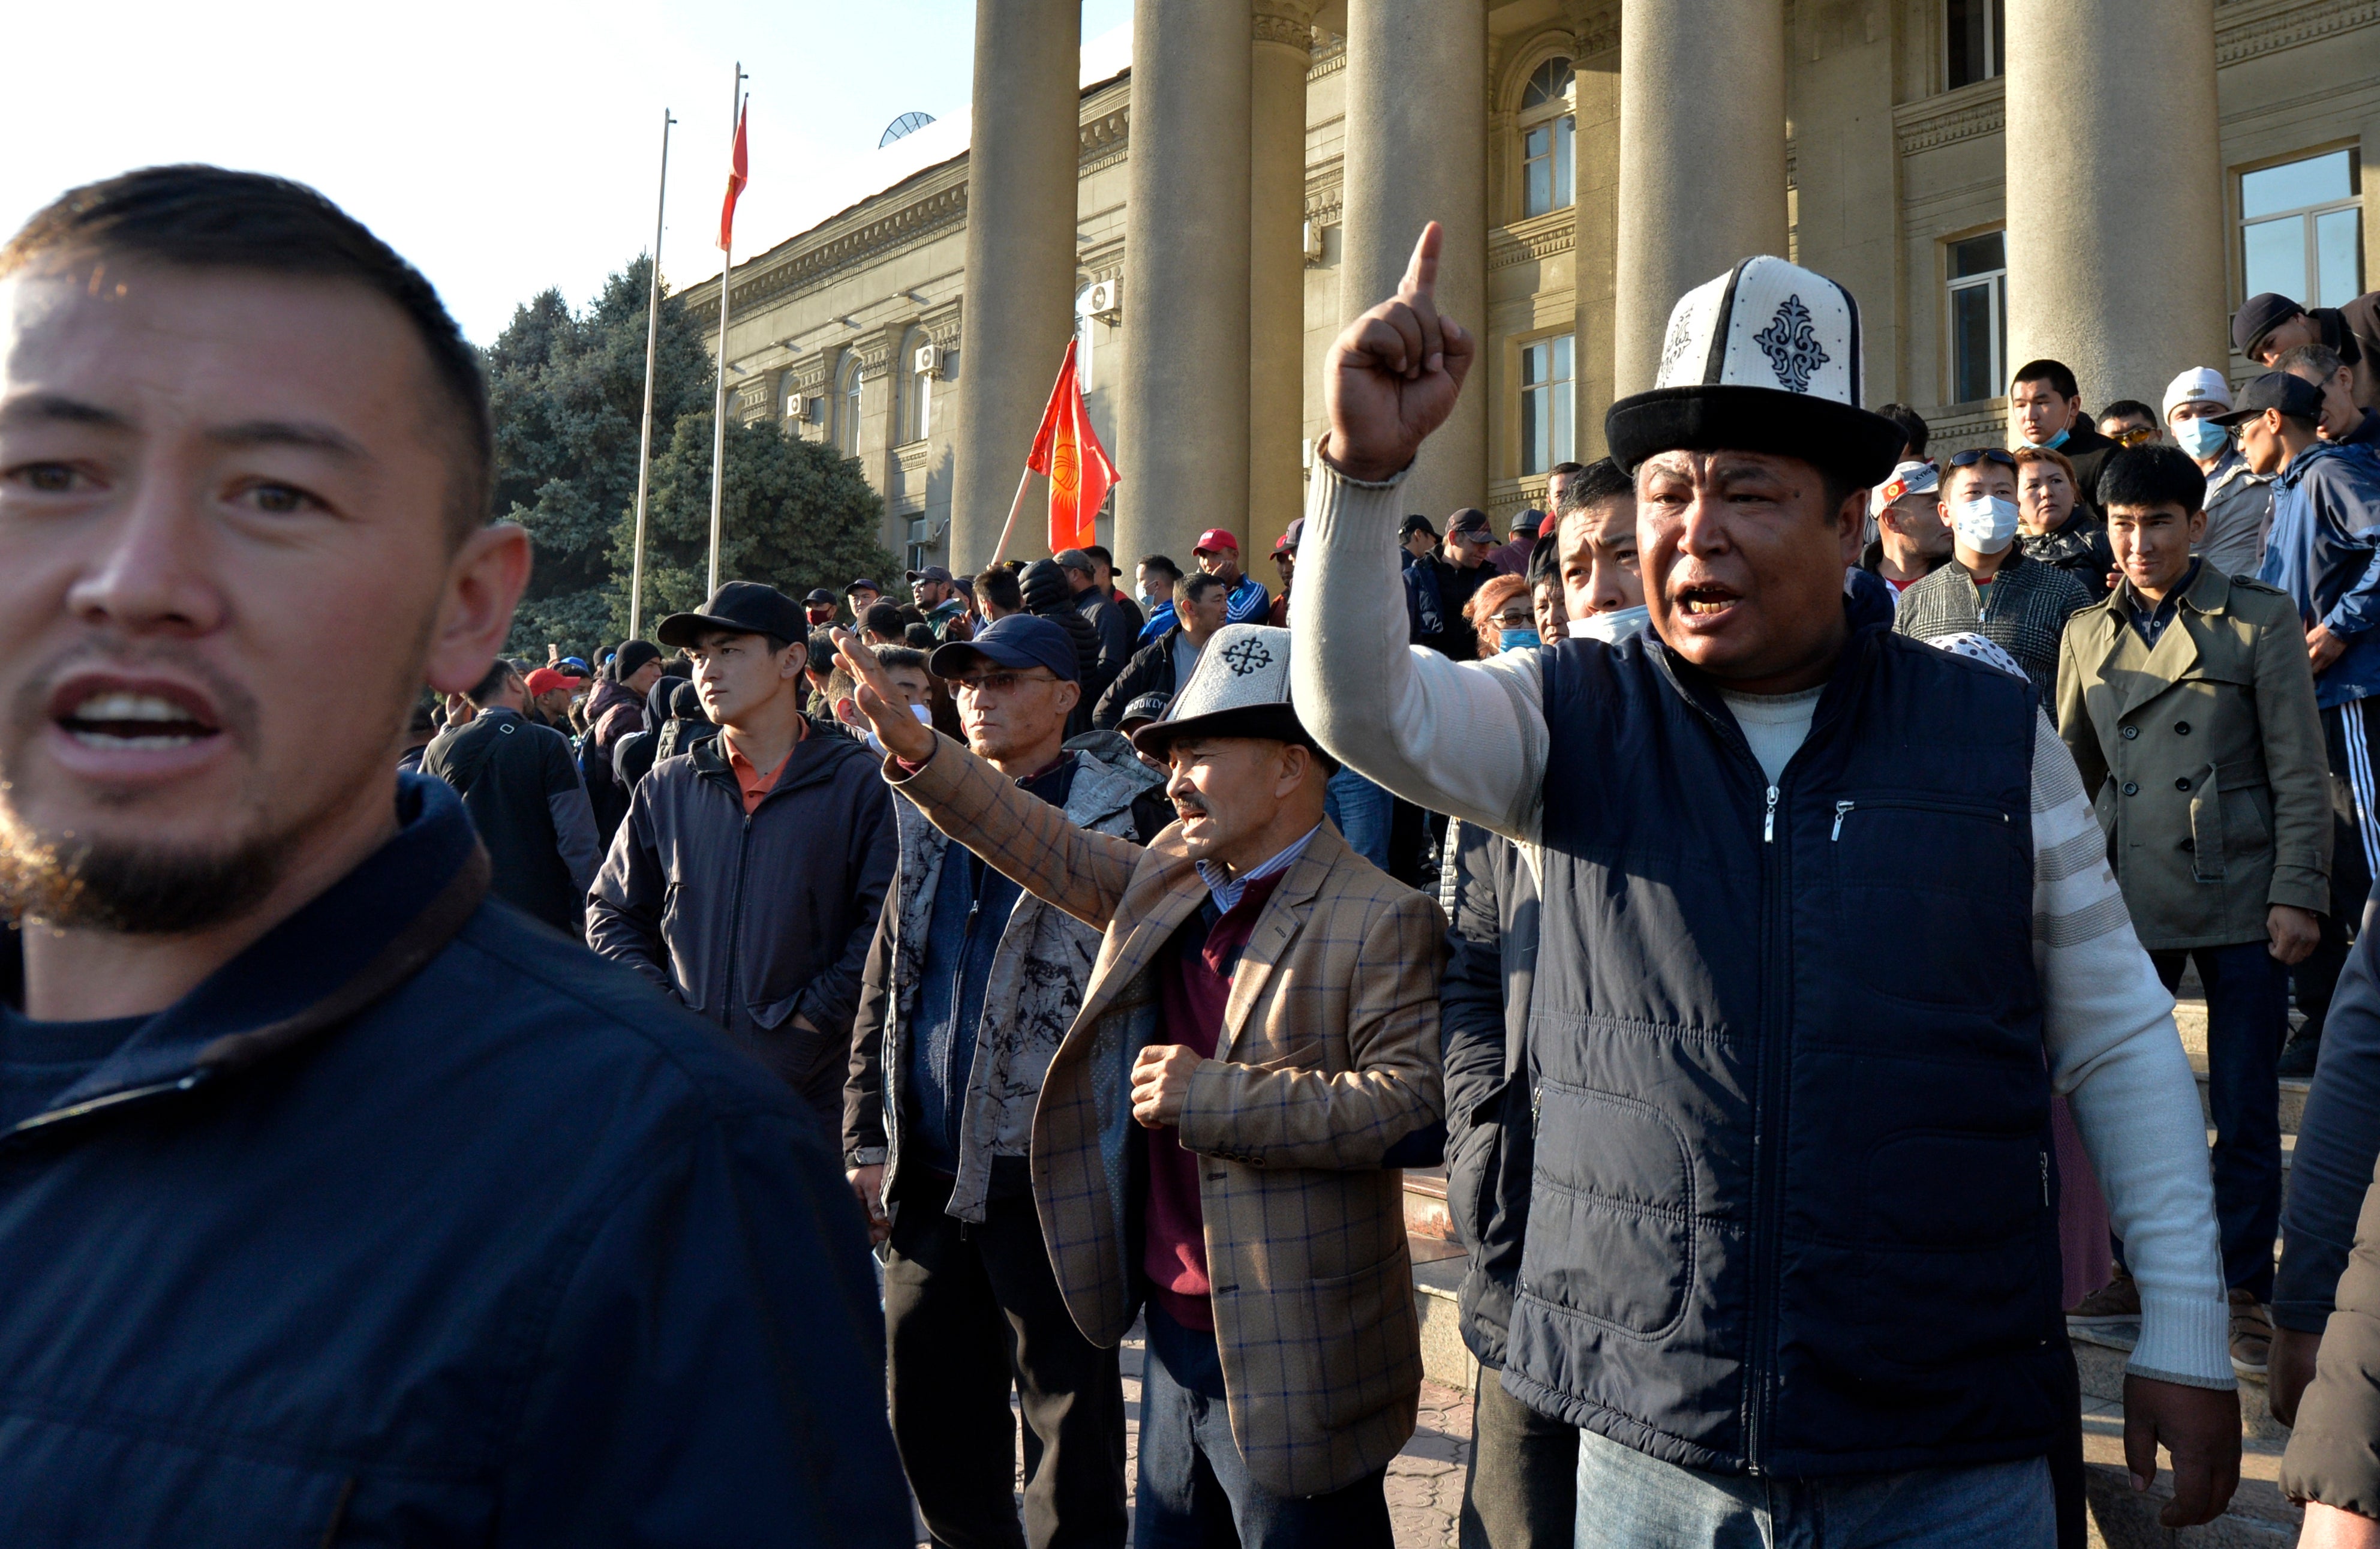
[[1143, 872, 1287, 1332]]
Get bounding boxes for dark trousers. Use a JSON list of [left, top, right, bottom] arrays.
[[1458, 1365, 1576, 1549], [1134, 1302, 1392, 1549], [2149, 944, 2286, 1299], [883, 1175, 1128, 1549], [2297, 698, 2380, 1044]]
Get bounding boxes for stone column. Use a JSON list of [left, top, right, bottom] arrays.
[[1249, 2, 1318, 547], [1612, 0, 1787, 397], [1569, 2, 1621, 458], [1341, 0, 1488, 523], [2003, 0, 2225, 418], [947, 0, 1080, 572], [1114, 0, 1255, 568]]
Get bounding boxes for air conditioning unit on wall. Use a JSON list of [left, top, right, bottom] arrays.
[[912, 342, 942, 378], [797, 395, 822, 423], [1086, 279, 1121, 319]]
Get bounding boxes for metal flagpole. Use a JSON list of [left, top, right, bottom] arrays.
[[707, 62, 747, 599], [627, 106, 675, 642]]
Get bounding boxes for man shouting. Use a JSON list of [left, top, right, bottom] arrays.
[[837, 622, 1442, 1547], [1295, 228, 2238, 1542]]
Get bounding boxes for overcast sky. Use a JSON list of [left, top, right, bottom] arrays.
[[4, 1, 1132, 344]]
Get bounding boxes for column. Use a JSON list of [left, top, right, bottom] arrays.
[[1115, 0, 1254, 569], [947, 0, 1081, 572], [2003, 0, 2225, 415], [1568, 2, 1621, 458], [1612, 0, 1787, 397], [1341, 0, 1488, 523], [1248, 2, 1318, 546]]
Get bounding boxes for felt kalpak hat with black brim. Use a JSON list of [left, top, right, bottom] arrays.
[[1605, 256, 1903, 489], [1130, 623, 1338, 773]]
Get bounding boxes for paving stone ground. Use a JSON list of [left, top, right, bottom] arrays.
[[921, 1327, 1475, 1547]]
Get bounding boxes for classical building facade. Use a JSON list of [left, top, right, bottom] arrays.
[[688, 0, 2378, 577]]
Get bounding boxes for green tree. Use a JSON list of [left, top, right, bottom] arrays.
[[483, 256, 713, 656], [624, 410, 898, 629]]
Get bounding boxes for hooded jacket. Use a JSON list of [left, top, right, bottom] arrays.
[[2256, 440, 2380, 708], [0, 775, 908, 1547], [587, 723, 897, 1122]]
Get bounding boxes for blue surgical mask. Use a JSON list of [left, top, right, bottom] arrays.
[[1571, 605, 1652, 644], [1498, 627, 1543, 653], [1953, 494, 2021, 552], [2174, 416, 2230, 459], [2022, 426, 2072, 452]]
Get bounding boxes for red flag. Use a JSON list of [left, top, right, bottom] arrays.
[[1026, 341, 1117, 554], [717, 100, 749, 253]]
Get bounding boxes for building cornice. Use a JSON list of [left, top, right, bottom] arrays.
[[2215, 0, 2378, 63], [1490, 208, 1576, 271], [1308, 39, 1347, 82], [1892, 77, 2004, 158]]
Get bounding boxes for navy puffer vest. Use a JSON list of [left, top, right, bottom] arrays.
[[1501, 621, 2063, 1477]]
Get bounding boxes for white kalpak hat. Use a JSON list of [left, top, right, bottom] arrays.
[[1131, 623, 1335, 769], [1606, 255, 1904, 486], [2163, 367, 2233, 420]]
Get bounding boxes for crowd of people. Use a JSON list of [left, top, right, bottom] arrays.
[[16, 161, 2380, 1548]]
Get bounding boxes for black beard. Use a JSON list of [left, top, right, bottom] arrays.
[[0, 828, 289, 936]]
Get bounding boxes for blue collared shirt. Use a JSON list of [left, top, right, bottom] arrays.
[[1196, 823, 1321, 915]]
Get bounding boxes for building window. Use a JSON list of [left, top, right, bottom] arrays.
[[1520, 333, 1574, 475], [1945, 0, 2002, 89], [1519, 58, 1574, 219], [1946, 230, 2007, 405], [2241, 149, 2364, 310], [898, 330, 931, 445], [837, 358, 862, 458], [778, 372, 801, 423]]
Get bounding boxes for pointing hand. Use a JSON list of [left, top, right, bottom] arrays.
[[1320, 221, 1476, 484]]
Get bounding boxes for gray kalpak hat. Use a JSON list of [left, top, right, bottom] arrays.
[[1130, 623, 1336, 772], [1605, 256, 1903, 487]]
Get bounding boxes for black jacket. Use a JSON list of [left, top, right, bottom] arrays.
[[1074, 587, 1139, 703], [419, 707, 599, 934], [587, 722, 897, 1125], [0, 775, 909, 1546], [1421, 555, 1491, 661], [1438, 817, 1540, 1370], [2020, 509, 2116, 596], [2053, 419, 2120, 514], [1091, 628, 1187, 730]]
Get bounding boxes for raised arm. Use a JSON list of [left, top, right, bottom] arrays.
[[1294, 222, 1549, 840]]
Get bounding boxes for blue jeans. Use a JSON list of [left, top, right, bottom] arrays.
[[1134, 1303, 1391, 1549], [1324, 767, 1393, 872], [2150, 942, 2286, 1299], [1572, 1427, 2053, 1548]]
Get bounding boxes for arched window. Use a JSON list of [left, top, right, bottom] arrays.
[[778, 371, 801, 424], [837, 357, 863, 457], [897, 329, 933, 444], [1519, 57, 1575, 219]]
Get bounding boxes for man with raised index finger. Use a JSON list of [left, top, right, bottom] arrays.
[[1295, 225, 2239, 1544]]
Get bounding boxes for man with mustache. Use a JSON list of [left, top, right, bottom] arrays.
[[836, 620, 1443, 1548], [1296, 229, 2237, 1543], [0, 166, 905, 1544]]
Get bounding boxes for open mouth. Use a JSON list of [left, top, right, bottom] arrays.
[[1673, 584, 1742, 621], [53, 686, 222, 751]]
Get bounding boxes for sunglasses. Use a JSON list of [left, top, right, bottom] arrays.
[[2109, 426, 2159, 448], [1947, 448, 2019, 470]]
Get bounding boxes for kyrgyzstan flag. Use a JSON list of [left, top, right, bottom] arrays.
[[717, 99, 749, 253], [1026, 340, 1117, 554]]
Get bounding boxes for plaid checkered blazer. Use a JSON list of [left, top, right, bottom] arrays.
[[888, 734, 1445, 1497]]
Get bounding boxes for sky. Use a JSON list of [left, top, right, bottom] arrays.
[[2, 1, 1132, 344]]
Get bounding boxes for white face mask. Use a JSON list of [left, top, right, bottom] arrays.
[[1952, 494, 2020, 553], [1571, 605, 1651, 644]]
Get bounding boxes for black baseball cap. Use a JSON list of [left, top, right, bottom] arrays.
[[928, 613, 1080, 683], [1509, 509, 1545, 538], [2213, 371, 2325, 425], [803, 587, 836, 605], [1448, 508, 1494, 539], [656, 581, 808, 650], [906, 565, 956, 586], [1399, 514, 1438, 540], [845, 578, 882, 596], [2232, 293, 2305, 359]]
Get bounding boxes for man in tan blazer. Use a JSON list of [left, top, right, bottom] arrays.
[[837, 623, 1443, 1548]]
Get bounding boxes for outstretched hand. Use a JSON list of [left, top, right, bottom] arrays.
[[831, 628, 937, 763], [1320, 221, 1476, 484]]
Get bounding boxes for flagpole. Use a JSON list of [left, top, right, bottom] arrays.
[[987, 465, 1033, 570], [707, 62, 747, 599], [627, 106, 675, 643]]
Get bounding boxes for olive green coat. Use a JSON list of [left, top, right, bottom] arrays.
[[2056, 563, 2331, 950]]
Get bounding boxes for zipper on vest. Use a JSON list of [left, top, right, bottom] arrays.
[[1762, 785, 1778, 843], [2041, 1149, 2050, 1208], [1831, 800, 1854, 840]]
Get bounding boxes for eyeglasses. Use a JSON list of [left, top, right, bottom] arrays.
[[2109, 426, 2159, 448], [951, 671, 1060, 697], [1947, 448, 2019, 470]]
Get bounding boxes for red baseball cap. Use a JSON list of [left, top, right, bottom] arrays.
[[524, 668, 583, 698], [1192, 528, 1239, 554]]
